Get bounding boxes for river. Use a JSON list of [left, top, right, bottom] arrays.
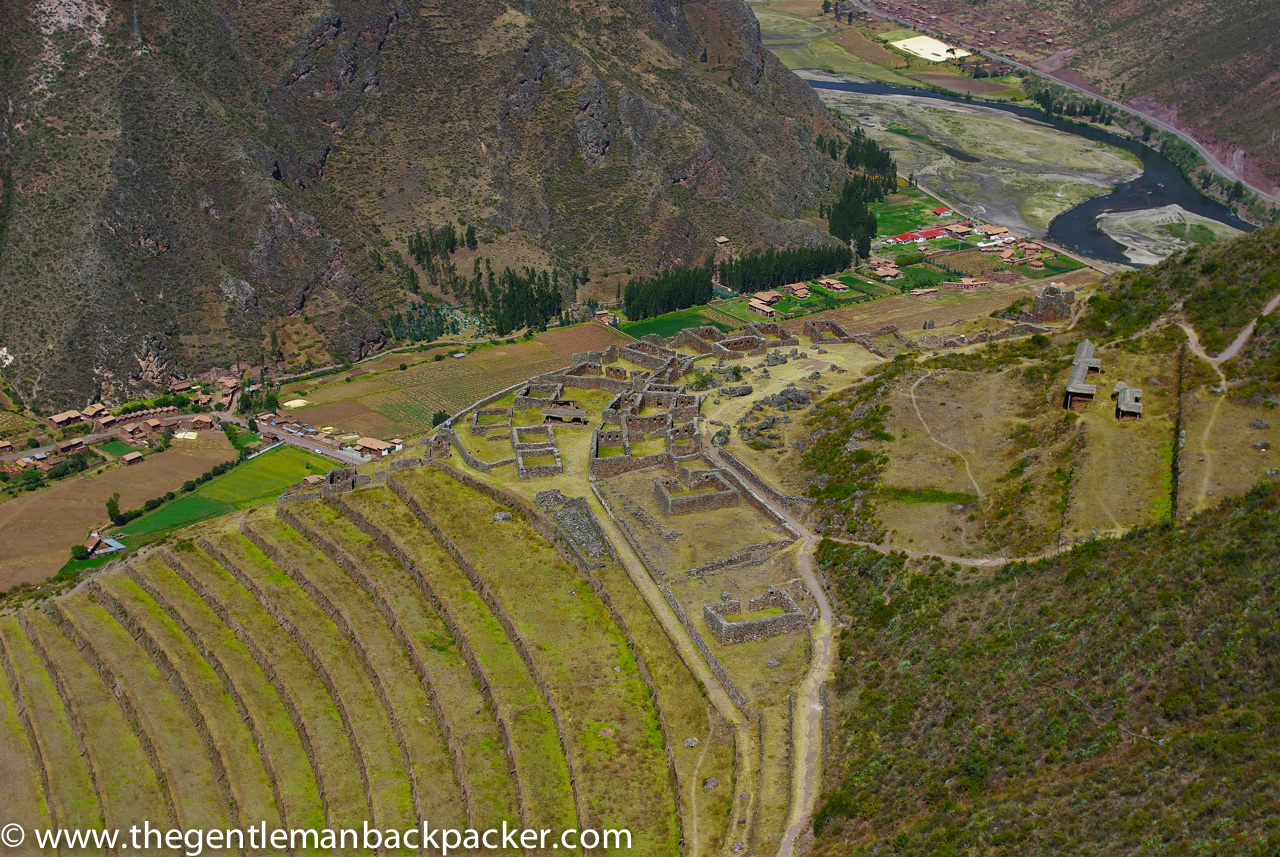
[[807, 79, 1255, 264]]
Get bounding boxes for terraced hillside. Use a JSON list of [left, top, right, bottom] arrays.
[[0, 461, 733, 855]]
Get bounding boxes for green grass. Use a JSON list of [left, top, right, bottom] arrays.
[[96, 439, 139, 457], [620, 307, 733, 338], [879, 486, 979, 504], [896, 265, 950, 289], [1025, 253, 1084, 277], [197, 447, 333, 507], [871, 187, 950, 238], [118, 495, 235, 537], [813, 483, 1280, 853]]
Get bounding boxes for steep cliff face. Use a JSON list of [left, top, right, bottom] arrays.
[[0, 0, 842, 410]]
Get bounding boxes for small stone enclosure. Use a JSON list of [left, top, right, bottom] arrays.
[[653, 468, 739, 516], [704, 587, 806, 644]]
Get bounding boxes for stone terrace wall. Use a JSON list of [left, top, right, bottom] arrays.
[[661, 587, 750, 714], [704, 589, 806, 645], [717, 448, 813, 514], [470, 407, 512, 437], [438, 427, 516, 473]]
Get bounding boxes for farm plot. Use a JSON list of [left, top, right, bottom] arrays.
[[244, 514, 468, 828], [537, 322, 635, 358], [169, 543, 370, 829], [786, 287, 1032, 338], [621, 307, 736, 339], [333, 484, 576, 831], [400, 467, 680, 853], [871, 187, 951, 237], [20, 608, 172, 831], [286, 496, 521, 828], [96, 574, 281, 828], [0, 433, 236, 590], [57, 592, 232, 831], [0, 410, 33, 433], [128, 554, 327, 833], [205, 530, 420, 833]]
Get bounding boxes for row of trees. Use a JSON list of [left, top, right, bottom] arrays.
[[386, 302, 458, 343], [623, 267, 714, 321], [826, 182, 880, 259], [719, 245, 853, 293], [408, 222, 477, 265], [461, 266, 565, 336]]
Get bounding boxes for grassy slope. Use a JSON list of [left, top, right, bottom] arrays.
[[813, 482, 1280, 855], [1084, 221, 1280, 354]]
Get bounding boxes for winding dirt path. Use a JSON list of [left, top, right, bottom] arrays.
[[908, 373, 986, 502]]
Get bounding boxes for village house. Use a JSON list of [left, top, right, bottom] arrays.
[[171, 380, 193, 393], [888, 232, 922, 245], [1027, 259, 1046, 270], [1063, 340, 1102, 410], [95, 414, 118, 431], [353, 437, 398, 457], [917, 227, 948, 241], [945, 223, 973, 237], [933, 206, 952, 216], [49, 410, 83, 427], [748, 298, 777, 318], [120, 423, 143, 440], [35, 457, 65, 474], [1113, 381, 1144, 420], [55, 438, 85, 455], [83, 533, 125, 558], [184, 414, 214, 431], [302, 474, 325, 487], [873, 265, 903, 280], [942, 277, 989, 291], [818, 278, 849, 292], [0, 440, 12, 455], [121, 451, 144, 465], [753, 290, 784, 305], [594, 309, 617, 325], [783, 282, 810, 299], [144, 418, 164, 433], [910, 287, 940, 297], [82, 403, 106, 419], [714, 235, 731, 247]]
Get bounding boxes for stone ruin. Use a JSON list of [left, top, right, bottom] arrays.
[[652, 467, 739, 516], [470, 406, 512, 437], [513, 424, 563, 480], [999, 283, 1075, 324], [747, 322, 800, 347], [703, 586, 806, 645], [535, 489, 612, 562]]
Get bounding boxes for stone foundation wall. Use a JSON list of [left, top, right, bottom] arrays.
[[516, 445, 564, 480], [704, 588, 806, 644], [625, 412, 672, 434], [717, 449, 812, 514], [652, 470, 739, 516], [470, 407, 513, 437], [748, 323, 799, 347]]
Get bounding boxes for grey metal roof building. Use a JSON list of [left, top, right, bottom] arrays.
[[1113, 381, 1144, 420]]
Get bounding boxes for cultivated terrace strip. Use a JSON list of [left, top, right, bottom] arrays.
[[18, 608, 173, 840], [92, 575, 281, 830], [241, 515, 468, 831], [129, 554, 327, 840], [0, 625, 54, 839], [160, 546, 368, 834], [329, 486, 576, 833], [394, 467, 681, 855], [0, 616, 103, 847], [53, 592, 233, 832], [278, 497, 520, 830], [199, 533, 416, 839]]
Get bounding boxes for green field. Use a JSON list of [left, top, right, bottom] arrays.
[[96, 439, 139, 457], [620, 307, 733, 338], [1023, 253, 1085, 277], [895, 265, 950, 289], [197, 447, 333, 507], [118, 495, 234, 537], [871, 187, 950, 238], [117, 447, 334, 538]]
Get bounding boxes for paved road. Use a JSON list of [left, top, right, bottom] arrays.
[[846, 0, 1280, 207]]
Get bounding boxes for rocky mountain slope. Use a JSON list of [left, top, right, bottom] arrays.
[[0, 0, 843, 410]]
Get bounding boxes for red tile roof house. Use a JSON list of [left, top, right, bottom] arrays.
[[353, 437, 396, 457], [933, 206, 952, 216], [889, 232, 922, 244], [917, 228, 948, 240]]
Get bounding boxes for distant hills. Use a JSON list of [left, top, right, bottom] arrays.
[[0, 0, 844, 411]]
